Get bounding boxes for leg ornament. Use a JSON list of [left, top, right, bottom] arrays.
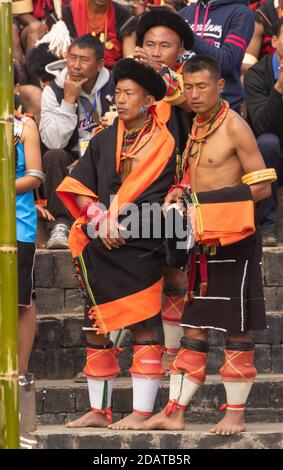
[[220, 341, 257, 412], [110, 328, 128, 348], [83, 342, 120, 422], [165, 337, 208, 415], [129, 342, 165, 416], [162, 287, 186, 353]]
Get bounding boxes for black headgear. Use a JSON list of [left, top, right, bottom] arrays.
[[25, 43, 58, 82], [136, 7, 194, 51], [112, 58, 167, 101]]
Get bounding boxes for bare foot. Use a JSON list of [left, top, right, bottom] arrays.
[[66, 410, 109, 428], [133, 408, 185, 430], [209, 410, 246, 435], [108, 412, 150, 430]]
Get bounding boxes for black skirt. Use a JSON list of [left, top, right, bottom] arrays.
[[180, 231, 266, 334]]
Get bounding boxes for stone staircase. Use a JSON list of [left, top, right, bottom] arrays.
[[31, 186, 283, 449], [29, 242, 283, 448]]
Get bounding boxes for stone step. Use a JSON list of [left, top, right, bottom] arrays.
[[275, 218, 283, 243], [35, 250, 84, 315], [35, 246, 283, 315], [35, 374, 283, 426], [29, 311, 283, 380], [33, 422, 283, 449], [277, 186, 283, 217]]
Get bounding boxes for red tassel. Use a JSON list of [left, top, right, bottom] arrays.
[[219, 403, 227, 412], [187, 249, 197, 301], [165, 399, 178, 416], [199, 253, 208, 296], [88, 306, 97, 320], [91, 407, 112, 422]]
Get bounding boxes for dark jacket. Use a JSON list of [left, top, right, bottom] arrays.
[[180, 0, 255, 110], [244, 53, 283, 144]]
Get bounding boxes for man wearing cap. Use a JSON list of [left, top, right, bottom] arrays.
[[56, 58, 176, 430], [135, 7, 195, 154], [134, 8, 195, 368]]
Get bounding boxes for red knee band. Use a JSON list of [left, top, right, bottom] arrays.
[[129, 344, 165, 378], [162, 295, 185, 324], [83, 347, 120, 379], [220, 350, 257, 382], [170, 348, 207, 384]]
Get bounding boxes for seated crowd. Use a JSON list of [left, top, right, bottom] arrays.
[[13, 0, 283, 249]]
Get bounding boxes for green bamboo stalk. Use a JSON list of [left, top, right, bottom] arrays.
[[0, 0, 19, 449]]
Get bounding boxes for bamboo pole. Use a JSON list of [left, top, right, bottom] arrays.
[[0, 0, 20, 449]]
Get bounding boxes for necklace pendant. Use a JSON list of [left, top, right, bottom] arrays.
[[105, 39, 113, 50], [99, 32, 105, 43]]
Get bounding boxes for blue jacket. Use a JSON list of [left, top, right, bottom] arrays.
[[180, 0, 255, 109]]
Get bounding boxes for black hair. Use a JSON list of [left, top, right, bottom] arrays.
[[183, 55, 221, 81], [69, 34, 104, 61], [26, 43, 58, 84], [113, 58, 167, 101]]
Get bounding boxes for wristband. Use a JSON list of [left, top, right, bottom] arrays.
[[87, 203, 108, 230], [168, 183, 190, 194], [80, 203, 90, 216]]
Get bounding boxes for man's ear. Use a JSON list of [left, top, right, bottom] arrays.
[[271, 35, 278, 50], [145, 94, 155, 109], [97, 58, 105, 72], [217, 78, 225, 95], [178, 46, 185, 59]]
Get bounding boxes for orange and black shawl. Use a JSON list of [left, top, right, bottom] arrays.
[[57, 115, 175, 334]]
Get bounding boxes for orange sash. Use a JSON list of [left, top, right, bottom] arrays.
[[194, 200, 255, 246], [181, 167, 255, 246], [57, 113, 174, 257]]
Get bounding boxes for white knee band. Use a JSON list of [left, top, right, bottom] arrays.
[[132, 376, 160, 415], [163, 323, 183, 351], [222, 381, 254, 411], [110, 328, 129, 348], [169, 373, 201, 408], [87, 377, 114, 410]]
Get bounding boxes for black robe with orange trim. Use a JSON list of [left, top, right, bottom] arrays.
[[57, 116, 176, 334]]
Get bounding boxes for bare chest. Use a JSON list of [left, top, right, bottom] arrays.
[[189, 125, 235, 168]]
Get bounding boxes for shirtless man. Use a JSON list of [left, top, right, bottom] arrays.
[[134, 55, 275, 435]]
